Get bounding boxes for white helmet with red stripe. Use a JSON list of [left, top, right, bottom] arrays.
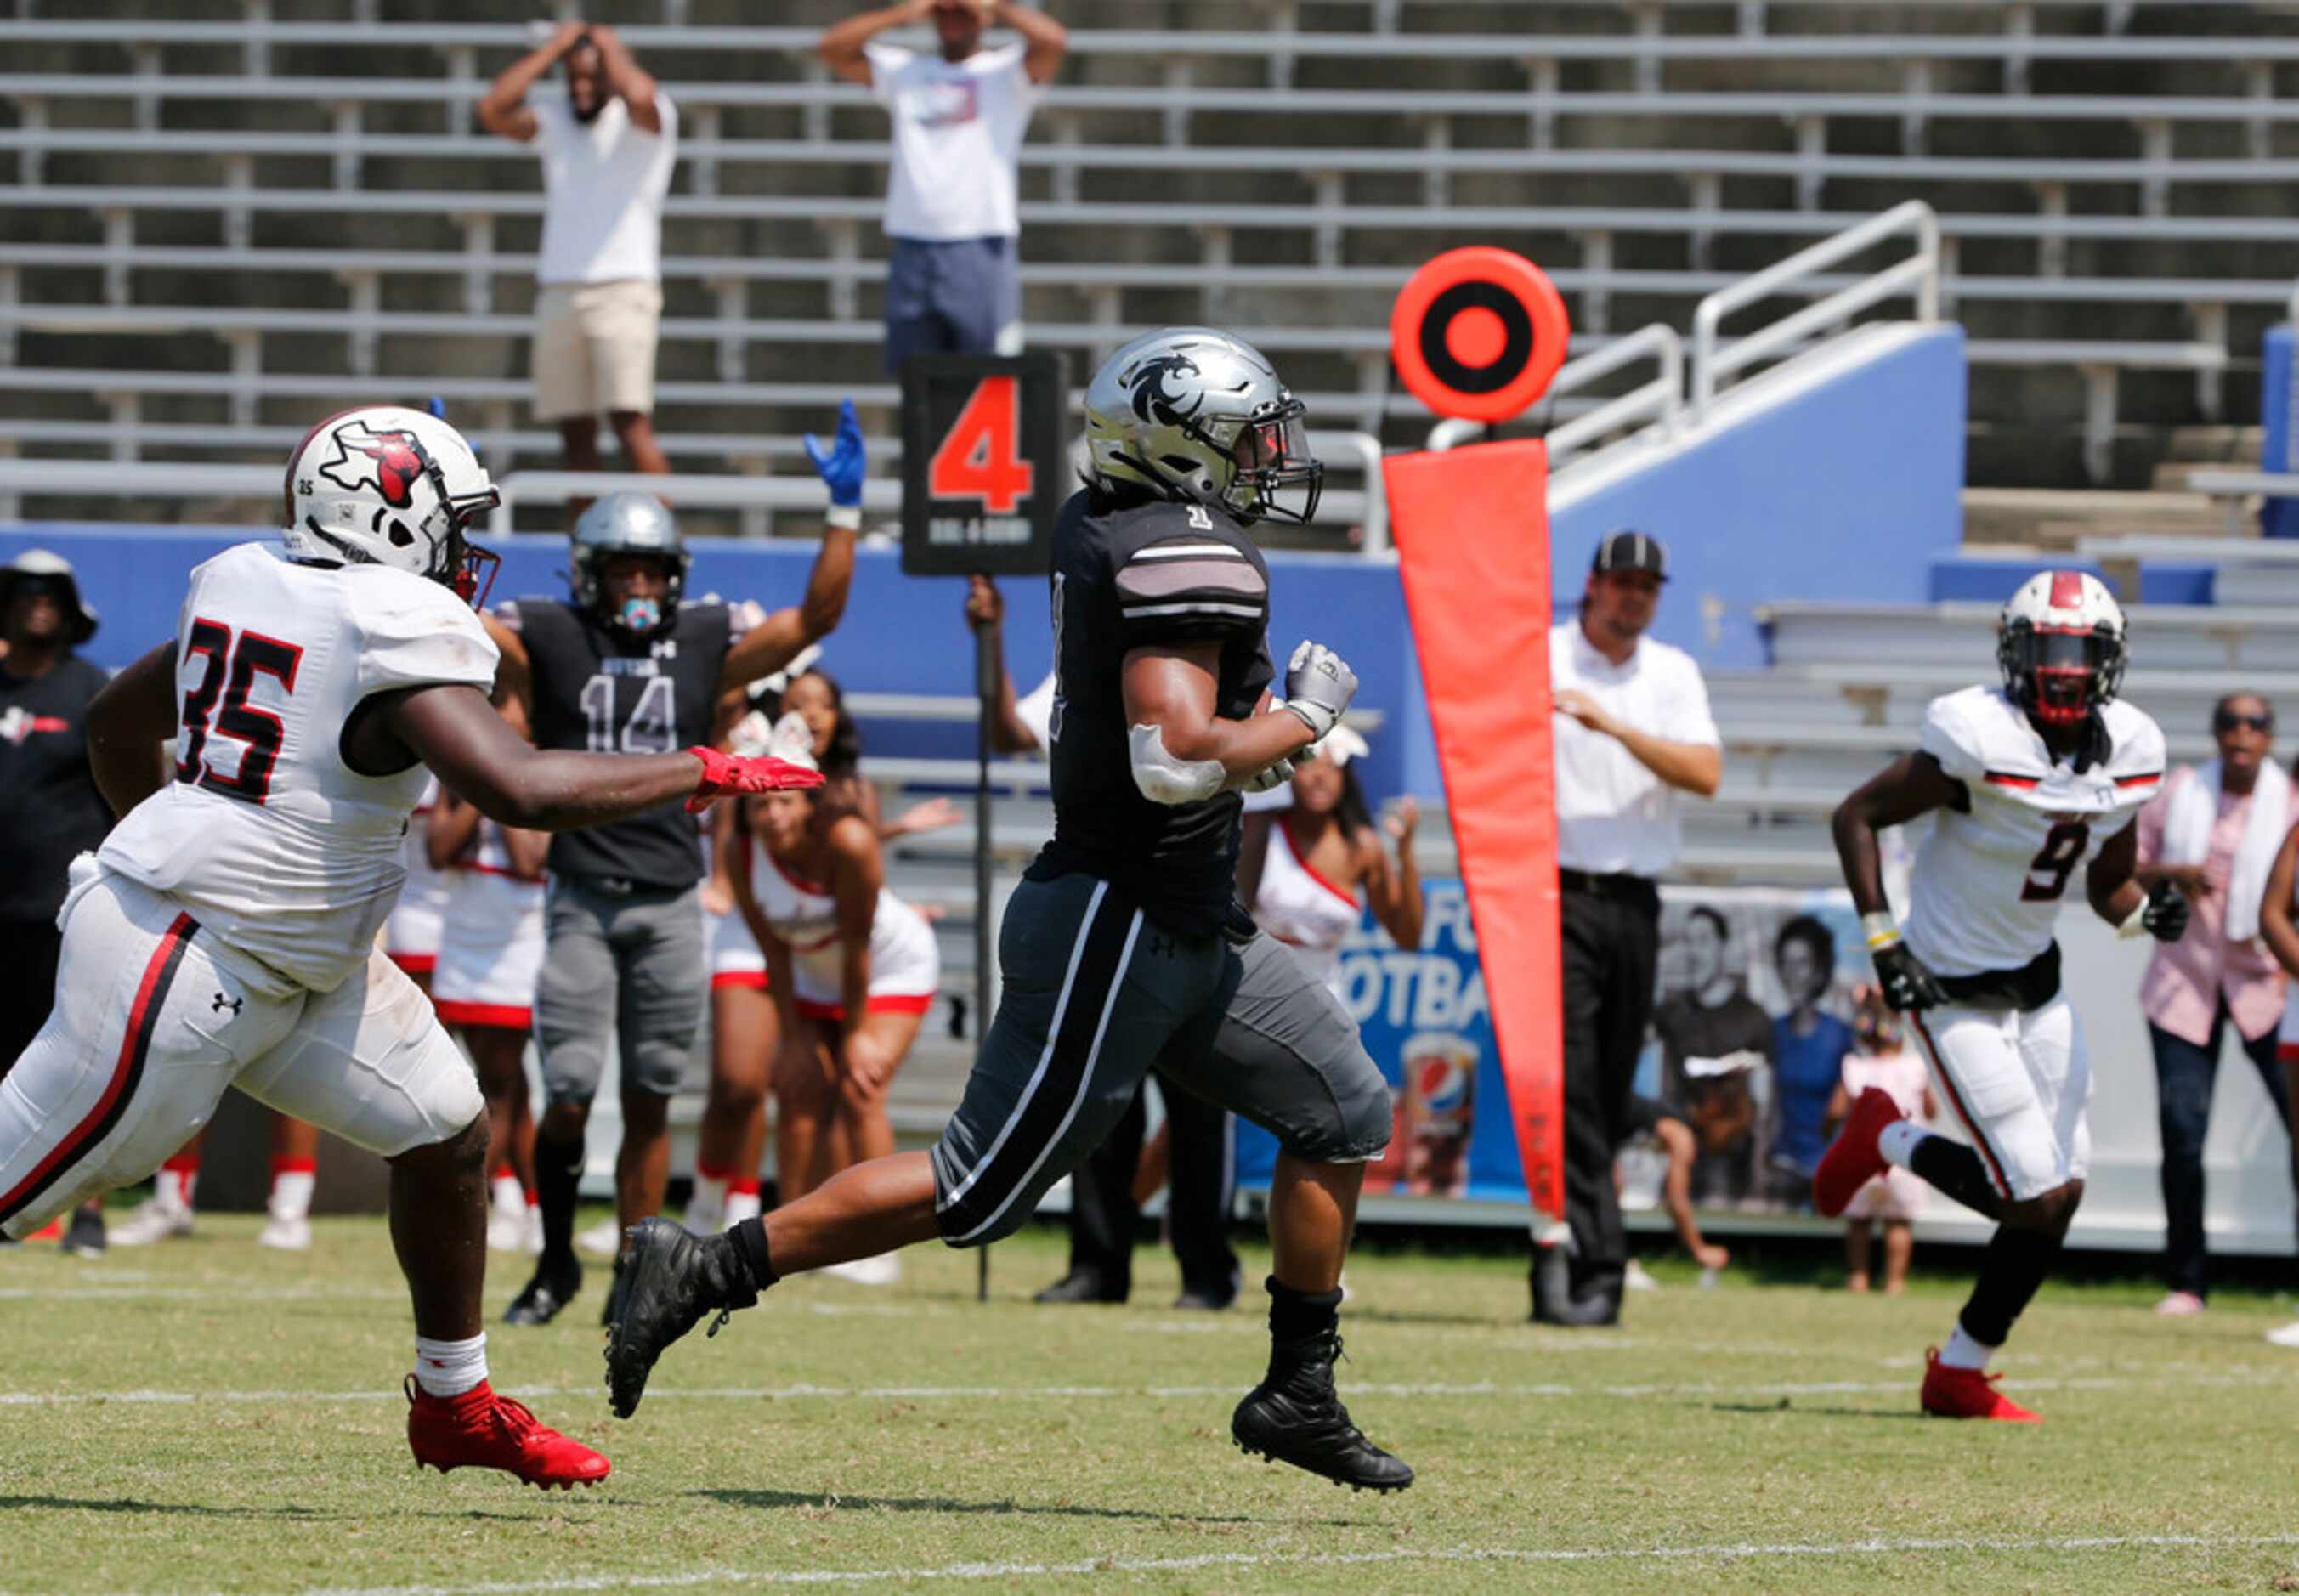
[[1996, 569, 2127, 727], [280, 405, 502, 604]]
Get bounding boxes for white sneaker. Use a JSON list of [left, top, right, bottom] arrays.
[[575, 1218, 624, 1259], [257, 1215, 312, 1252], [822, 1253, 902, 1287], [1623, 1259, 1660, 1293], [2266, 1319, 2299, 1349], [110, 1199, 194, 1247], [2155, 1290, 2206, 1317], [486, 1203, 529, 1254]]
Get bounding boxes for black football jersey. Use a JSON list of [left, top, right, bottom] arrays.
[[508, 597, 735, 886], [1026, 487, 1274, 937]]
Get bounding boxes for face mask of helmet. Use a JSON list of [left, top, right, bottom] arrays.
[[2013, 626, 2108, 725], [1223, 405, 1322, 525]]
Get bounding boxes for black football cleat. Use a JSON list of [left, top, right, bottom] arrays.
[[603, 1218, 758, 1419], [1231, 1331, 1413, 1493], [503, 1257, 582, 1327], [599, 1259, 631, 1328]]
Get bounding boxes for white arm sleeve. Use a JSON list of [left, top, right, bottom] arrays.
[[1013, 669, 1056, 756], [1128, 723, 1226, 806]]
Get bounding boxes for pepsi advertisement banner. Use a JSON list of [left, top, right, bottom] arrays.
[[1233, 879, 1526, 1204]]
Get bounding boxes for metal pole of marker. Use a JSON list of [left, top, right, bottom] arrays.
[[975, 620, 994, 1306]]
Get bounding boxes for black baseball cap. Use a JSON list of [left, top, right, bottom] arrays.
[[1591, 528, 1668, 582]]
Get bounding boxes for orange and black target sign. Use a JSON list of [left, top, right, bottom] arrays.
[[1388, 248, 1571, 424]]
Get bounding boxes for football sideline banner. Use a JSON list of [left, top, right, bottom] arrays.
[[1383, 439, 1564, 1222]]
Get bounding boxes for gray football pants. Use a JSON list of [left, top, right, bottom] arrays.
[[535, 876, 704, 1106], [931, 871, 1390, 1248]]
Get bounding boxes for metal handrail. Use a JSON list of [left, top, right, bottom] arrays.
[[1422, 322, 1683, 464], [1690, 200, 1939, 421]]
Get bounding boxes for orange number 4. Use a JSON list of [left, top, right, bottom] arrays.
[[928, 376, 1033, 513]]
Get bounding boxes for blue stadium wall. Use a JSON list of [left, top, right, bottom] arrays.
[[1546, 323, 1968, 663]]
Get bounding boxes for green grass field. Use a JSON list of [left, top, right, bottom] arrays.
[[6, 1213, 2299, 1593]]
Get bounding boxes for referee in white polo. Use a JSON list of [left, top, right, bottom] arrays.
[[1536, 529, 1722, 1326]]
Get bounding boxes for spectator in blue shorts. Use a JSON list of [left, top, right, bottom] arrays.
[[818, 0, 1068, 371]]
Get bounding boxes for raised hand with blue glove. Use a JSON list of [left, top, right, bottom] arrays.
[[805, 399, 866, 512]]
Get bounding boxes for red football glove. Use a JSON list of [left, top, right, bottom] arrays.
[[684, 745, 824, 812]]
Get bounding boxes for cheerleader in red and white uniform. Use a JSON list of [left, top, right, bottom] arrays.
[[690, 711, 779, 1238], [383, 776, 452, 996], [1239, 727, 1424, 996], [731, 714, 940, 1284]]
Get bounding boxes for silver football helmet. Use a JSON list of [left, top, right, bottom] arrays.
[[570, 491, 688, 638], [1082, 327, 1322, 525]]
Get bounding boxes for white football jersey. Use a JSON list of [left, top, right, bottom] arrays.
[[99, 542, 498, 993], [1902, 685, 2165, 977]]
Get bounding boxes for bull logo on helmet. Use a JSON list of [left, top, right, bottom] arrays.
[[316, 418, 433, 509], [1125, 353, 1205, 428]]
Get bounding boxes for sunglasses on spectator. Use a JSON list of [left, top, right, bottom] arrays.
[[2214, 711, 2274, 733]]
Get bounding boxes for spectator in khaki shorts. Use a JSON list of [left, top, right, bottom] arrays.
[[480, 22, 677, 494], [818, 0, 1067, 371]]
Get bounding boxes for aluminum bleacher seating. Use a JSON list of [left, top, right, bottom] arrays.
[[6, 2, 2299, 495]]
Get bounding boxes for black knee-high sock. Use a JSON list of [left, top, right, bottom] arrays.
[[728, 1215, 778, 1294], [1266, 1275, 1343, 1349], [1909, 1137, 2007, 1221], [1959, 1225, 2064, 1346], [535, 1124, 585, 1267]]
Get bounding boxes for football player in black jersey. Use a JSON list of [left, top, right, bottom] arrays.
[[487, 403, 866, 1327], [609, 331, 1413, 1492]]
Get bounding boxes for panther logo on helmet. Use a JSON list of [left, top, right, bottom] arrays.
[[317, 418, 433, 510], [1125, 354, 1205, 428]]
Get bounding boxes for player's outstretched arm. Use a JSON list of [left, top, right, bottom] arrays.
[[1120, 642, 1322, 803], [382, 683, 815, 831], [2088, 819, 2189, 942], [86, 640, 181, 818]]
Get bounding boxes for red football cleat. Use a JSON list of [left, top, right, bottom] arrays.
[[405, 1376, 612, 1490], [1813, 1086, 1905, 1218], [1919, 1348, 2041, 1423]]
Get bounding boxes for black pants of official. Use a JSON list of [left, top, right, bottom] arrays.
[[0, 916, 64, 1081], [1064, 1073, 1241, 1303], [2151, 1003, 2293, 1299], [1560, 880, 1661, 1293]]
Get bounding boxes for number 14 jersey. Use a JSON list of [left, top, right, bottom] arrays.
[[98, 542, 499, 993], [1904, 685, 2165, 978]]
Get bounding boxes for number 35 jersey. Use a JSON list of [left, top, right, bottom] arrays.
[[98, 541, 499, 993], [1903, 685, 2165, 978]]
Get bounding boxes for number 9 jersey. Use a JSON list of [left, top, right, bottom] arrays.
[[96, 541, 499, 993], [1902, 684, 2165, 979]]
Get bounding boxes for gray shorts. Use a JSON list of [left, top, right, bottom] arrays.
[[930, 872, 1390, 1248], [883, 235, 1020, 373], [535, 875, 705, 1106]]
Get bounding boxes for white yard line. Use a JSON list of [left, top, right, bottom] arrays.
[[6, 1367, 2293, 1410], [304, 1533, 2299, 1594]]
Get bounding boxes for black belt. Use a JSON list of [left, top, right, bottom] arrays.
[[1558, 869, 1656, 902]]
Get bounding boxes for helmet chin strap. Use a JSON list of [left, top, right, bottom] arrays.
[[615, 595, 664, 635]]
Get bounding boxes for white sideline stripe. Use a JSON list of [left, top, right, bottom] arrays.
[[954, 906, 1143, 1244], [8, 1367, 2292, 1408], [937, 880, 1105, 1216], [306, 1533, 2299, 1593]]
